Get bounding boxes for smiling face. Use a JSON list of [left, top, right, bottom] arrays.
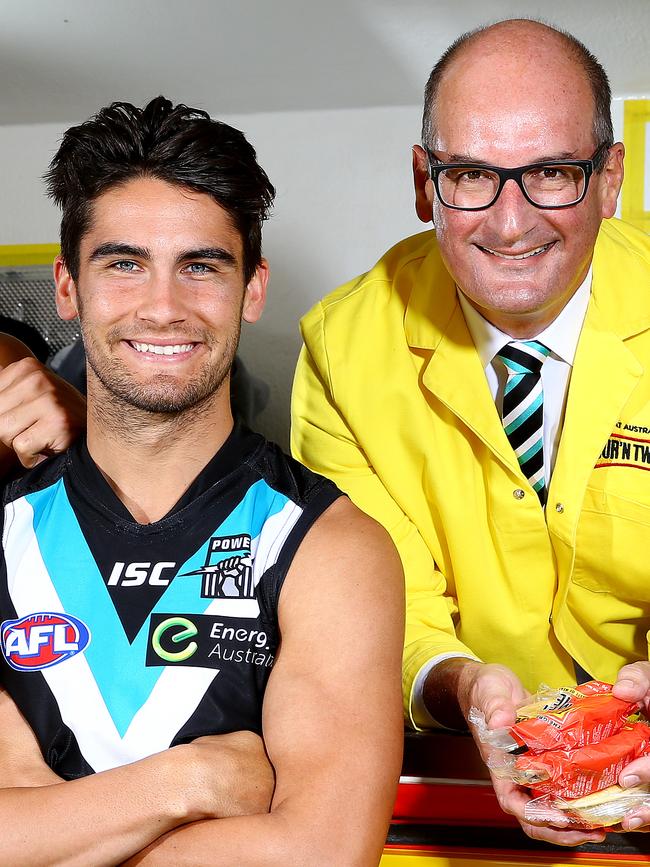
[[414, 23, 623, 337], [54, 176, 267, 417]]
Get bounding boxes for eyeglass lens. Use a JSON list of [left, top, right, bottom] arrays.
[[438, 165, 587, 208]]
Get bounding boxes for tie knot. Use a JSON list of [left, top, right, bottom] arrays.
[[498, 340, 550, 375]]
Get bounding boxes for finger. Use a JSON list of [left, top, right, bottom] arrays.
[[469, 665, 529, 729], [520, 820, 607, 846], [0, 401, 44, 452], [621, 808, 650, 832], [476, 680, 519, 729], [0, 356, 42, 390], [613, 662, 650, 703], [490, 777, 538, 821], [618, 756, 650, 789], [0, 358, 54, 410], [11, 422, 59, 468], [10, 395, 85, 464]]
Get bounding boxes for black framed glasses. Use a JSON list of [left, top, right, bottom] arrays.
[[426, 143, 610, 211]]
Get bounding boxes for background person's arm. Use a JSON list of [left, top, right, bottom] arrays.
[[0, 334, 36, 476], [291, 338, 475, 727], [124, 497, 405, 867], [0, 336, 86, 475]]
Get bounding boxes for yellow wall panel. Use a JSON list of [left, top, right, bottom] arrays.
[[621, 99, 650, 233], [0, 244, 59, 267]]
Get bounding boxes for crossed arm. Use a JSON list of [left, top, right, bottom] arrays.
[[0, 497, 404, 866]]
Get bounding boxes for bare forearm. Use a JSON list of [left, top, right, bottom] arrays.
[[125, 808, 380, 867], [0, 747, 205, 867]]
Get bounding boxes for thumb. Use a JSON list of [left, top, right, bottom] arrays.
[[479, 677, 521, 730]]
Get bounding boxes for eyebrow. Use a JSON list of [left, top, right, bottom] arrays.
[[176, 247, 238, 268], [89, 242, 151, 261], [436, 150, 580, 165], [89, 243, 238, 268]]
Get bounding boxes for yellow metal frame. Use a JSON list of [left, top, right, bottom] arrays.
[[621, 99, 650, 233], [0, 244, 59, 267], [381, 848, 647, 866]]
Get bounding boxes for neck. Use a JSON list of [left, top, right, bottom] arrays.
[[86, 378, 234, 524]]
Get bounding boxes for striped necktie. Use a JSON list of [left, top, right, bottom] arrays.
[[497, 340, 551, 504]]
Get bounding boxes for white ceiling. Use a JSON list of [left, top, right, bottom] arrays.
[[1, 0, 649, 125]]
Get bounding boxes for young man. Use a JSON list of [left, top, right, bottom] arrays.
[[291, 20, 650, 844], [0, 97, 404, 865]]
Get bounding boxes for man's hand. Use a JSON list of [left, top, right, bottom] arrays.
[[428, 659, 607, 846], [0, 356, 86, 470], [189, 731, 275, 818], [611, 661, 650, 831]]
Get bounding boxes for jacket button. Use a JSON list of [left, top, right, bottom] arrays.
[[555, 502, 564, 513], [513, 488, 525, 500]]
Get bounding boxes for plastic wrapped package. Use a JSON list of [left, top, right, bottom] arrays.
[[510, 722, 650, 799], [525, 784, 650, 829], [468, 681, 638, 754], [469, 680, 650, 829]]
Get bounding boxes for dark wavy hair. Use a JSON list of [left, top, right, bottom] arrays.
[[45, 96, 275, 283]]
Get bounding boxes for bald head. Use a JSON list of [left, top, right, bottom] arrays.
[[422, 20, 613, 158]]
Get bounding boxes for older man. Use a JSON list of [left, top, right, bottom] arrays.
[[291, 19, 650, 844]]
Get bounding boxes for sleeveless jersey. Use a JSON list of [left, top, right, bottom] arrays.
[[0, 424, 342, 779]]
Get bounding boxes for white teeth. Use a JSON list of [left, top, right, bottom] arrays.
[[481, 243, 552, 260], [131, 342, 194, 355]]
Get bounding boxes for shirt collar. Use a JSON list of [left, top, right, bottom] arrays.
[[458, 266, 592, 370]]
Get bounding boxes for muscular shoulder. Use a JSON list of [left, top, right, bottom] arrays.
[[281, 496, 404, 619]]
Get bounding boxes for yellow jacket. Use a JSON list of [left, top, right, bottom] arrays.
[[291, 218, 650, 726]]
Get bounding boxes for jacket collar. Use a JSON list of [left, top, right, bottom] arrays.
[[591, 218, 650, 340]]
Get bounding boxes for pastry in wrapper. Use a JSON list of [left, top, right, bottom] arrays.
[[525, 784, 650, 829]]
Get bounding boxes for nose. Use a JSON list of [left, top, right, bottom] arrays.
[[135, 271, 187, 326], [485, 177, 537, 244]]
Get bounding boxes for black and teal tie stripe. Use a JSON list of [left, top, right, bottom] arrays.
[[497, 340, 551, 504]]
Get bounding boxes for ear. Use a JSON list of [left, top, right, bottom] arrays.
[[242, 258, 269, 324], [413, 145, 435, 224], [53, 256, 80, 321], [598, 142, 625, 220]]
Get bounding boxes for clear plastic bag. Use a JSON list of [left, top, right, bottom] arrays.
[[525, 784, 650, 829]]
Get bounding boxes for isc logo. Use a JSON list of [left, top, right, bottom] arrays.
[[1, 612, 90, 671], [107, 562, 176, 587]]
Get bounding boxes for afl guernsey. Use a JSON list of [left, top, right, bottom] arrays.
[[0, 424, 342, 779]]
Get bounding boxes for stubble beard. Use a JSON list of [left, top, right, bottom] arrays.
[[82, 322, 241, 435]]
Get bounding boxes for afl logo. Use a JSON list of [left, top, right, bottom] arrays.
[[1, 612, 91, 672]]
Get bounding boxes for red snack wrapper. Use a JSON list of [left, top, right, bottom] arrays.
[[514, 721, 650, 800], [511, 680, 637, 753]]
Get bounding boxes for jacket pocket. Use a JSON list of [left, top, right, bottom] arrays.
[[571, 485, 650, 602]]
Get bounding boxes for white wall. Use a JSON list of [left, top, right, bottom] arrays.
[[0, 97, 637, 447]]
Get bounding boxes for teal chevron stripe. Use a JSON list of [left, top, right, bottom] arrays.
[[26, 478, 290, 737]]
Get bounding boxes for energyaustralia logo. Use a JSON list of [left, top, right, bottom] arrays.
[[180, 534, 254, 600], [1, 612, 91, 672]]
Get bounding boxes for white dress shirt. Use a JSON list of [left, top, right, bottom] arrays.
[[411, 268, 592, 728], [458, 269, 592, 483]]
